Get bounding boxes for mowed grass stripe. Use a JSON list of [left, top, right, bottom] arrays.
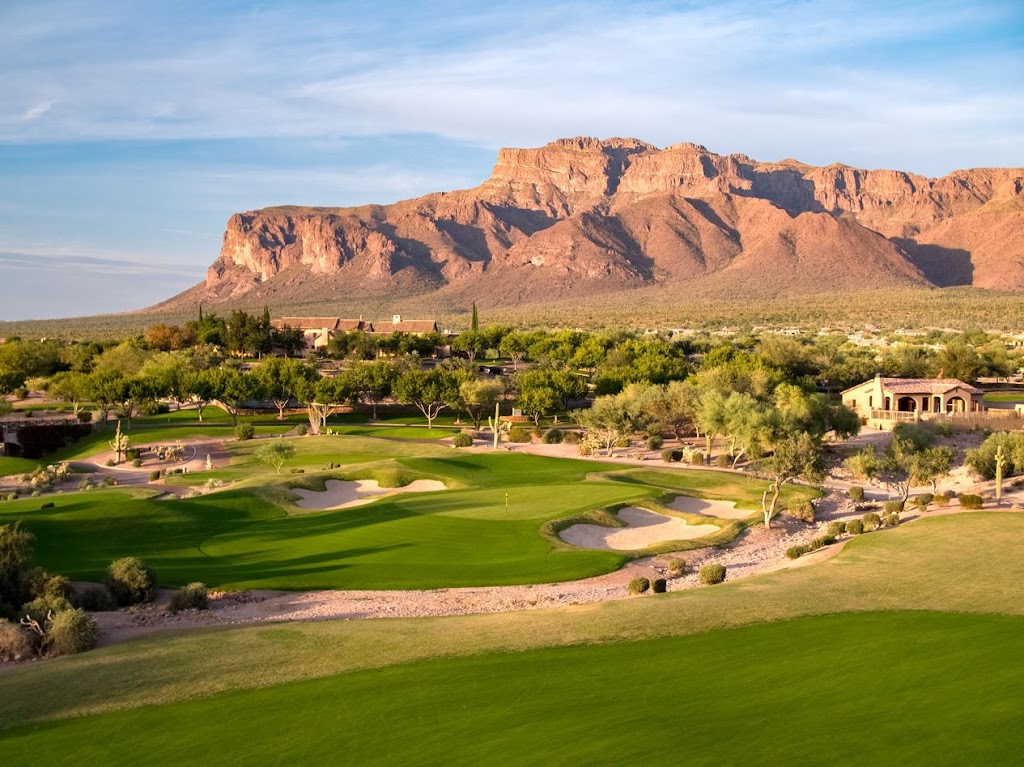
[[3, 612, 1021, 766]]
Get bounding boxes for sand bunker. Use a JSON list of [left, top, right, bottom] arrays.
[[559, 507, 721, 551], [292, 479, 446, 510], [667, 496, 755, 520]]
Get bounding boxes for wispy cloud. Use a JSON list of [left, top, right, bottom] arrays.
[[19, 100, 56, 122]]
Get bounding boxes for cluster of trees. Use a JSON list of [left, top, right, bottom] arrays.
[[845, 422, 957, 499]]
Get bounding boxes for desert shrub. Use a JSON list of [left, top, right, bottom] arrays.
[[76, 586, 115, 612], [959, 494, 983, 509], [914, 493, 934, 510], [577, 442, 593, 456], [932, 493, 949, 507], [689, 451, 705, 466], [883, 499, 904, 515], [105, 557, 157, 606], [0, 619, 33, 660], [845, 519, 864, 535], [542, 428, 563, 444], [932, 421, 953, 437], [45, 608, 97, 656], [27, 570, 72, 602], [646, 434, 663, 450], [169, 582, 209, 614], [295, 424, 307, 436], [661, 449, 682, 463], [131, 458, 142, 467], [714, 454, 730, 468], [627, 577, 650, 595], [651, 578, 667, 593], [699, 564, 726, 585], [562, 430, 581, 444], [862, 512, 881, 530], [885, 512, 901, 527], [827, 521, 847, 537], [125, 448, 141, 461], [289, 468, 305, 474], [452, 432, 474, 448], [104, 459, 114, 467], [786, 545, 810, 559], [149, 470, 162, 482], [507, 427, 530, 443], [810, 534, 837, 550], [40, 501, 54, 510], [234, 423, 255, 441], [614, 435, 632, 448], [786, 499, 816, 523], [848, 486, 865, 501], [667, 557, 687, 576]]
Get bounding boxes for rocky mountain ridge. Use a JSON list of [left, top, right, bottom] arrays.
[[157, 137, 1024, 310]]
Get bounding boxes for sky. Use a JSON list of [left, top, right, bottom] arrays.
[[1, 0, 1021, 321]]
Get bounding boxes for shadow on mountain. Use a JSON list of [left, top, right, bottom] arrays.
[[893, 239, 974, 287]]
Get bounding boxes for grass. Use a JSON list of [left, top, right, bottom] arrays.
[[0, 513, 1021, 762], [983, 392, 1024, 403], [0, 456, 40, 477], [605, 467, 822, 509]]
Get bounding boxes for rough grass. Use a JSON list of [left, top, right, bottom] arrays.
[[603, 467, 821, 510]]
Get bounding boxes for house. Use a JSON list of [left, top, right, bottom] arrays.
[[842, 375, 984, 427], [270, 317, 371, 352], [370, 315, 438, 335]]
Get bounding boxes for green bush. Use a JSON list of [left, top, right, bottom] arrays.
[[661, 449, 682, 463], [848, 486, 865, 501], [452, 432, 474, 448], [932, 493, 950, 507], [77, 586, 115, 612], [646, 434, 664, 450], [149, 470, 162, 481], [885, 512, 901, 527], [845, 519, 864, 535], [827, 521, 847, 537], [786, 499, 815, 523], [786, 545, 810, 559], [914, 493, 934, 510], [883, 499, 904, 515], [45, 608, 97, 656], [714, 454, 730, 468], [235, 423, 255, 441], [27, 570, 72, 602], [689, 451, 705, 466], [562, 431, 581, 445], [105, 556, 157, 606], [959, 494, 983, 509], [21, 594, 73, 627], [0, 619, 33, 661], [169, 582, 209, 614], [507, 427, 531, 443], [667, 557, 687, 576], [40, 501, 54, 510], [627, 577, 650, 595], [651, 578, 667, 593], [542, 428, 564, 445], [699, 564, 727, 585], [295, 424, 307, 436], [862, 512, 881, 530], [810, 535, 837, 550]]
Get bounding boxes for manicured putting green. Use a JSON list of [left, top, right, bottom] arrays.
[[3, 611, 1019, 765]]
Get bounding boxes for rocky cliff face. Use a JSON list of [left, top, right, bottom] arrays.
[[160, 138, 1024, 310]]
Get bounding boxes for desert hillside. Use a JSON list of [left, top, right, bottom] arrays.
[[154, 138, 1024, 310]]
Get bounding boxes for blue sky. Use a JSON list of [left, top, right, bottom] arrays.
[[1, 0, 1021, 320]]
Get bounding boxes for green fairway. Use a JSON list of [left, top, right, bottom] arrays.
[[3, 611, 1020, 765], [0, 456, 40, 477]]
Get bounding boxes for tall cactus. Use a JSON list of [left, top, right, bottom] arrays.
[[995, 444, 1007, 504], [487, 401, 502, 450], [109, 420, 129, 464]]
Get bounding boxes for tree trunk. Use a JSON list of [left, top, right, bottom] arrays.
[[762, 480, 782, 528]]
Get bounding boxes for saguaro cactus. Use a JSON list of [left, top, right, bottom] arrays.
[[995, 444, 1008, 504], [109, 420, 130, 464], [487, 401, 502, 450]]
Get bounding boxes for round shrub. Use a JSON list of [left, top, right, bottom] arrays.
[[862, 512, 881, 531], [562, 430, 582, 445], [932, 493, 950, 507], [105, 556, 158, 606], [689, 451, 705, 466], [786, 544, 810, 560], [451, 432, 474, 448], [667, 557, 687, 576], [661, 449, 682, 463], [149, 470, 162, 482], [699, 564, 727, 585], [45, 608, 97, 656], [21, 595, 73, 627], [651, 578, 667, 593], [507, 427, 531, 443], [169, 582, 209, 614], [714, 454, 730, 468], [627, 577, 650, 595], [234, 423, 255, 441], [827, 521, 847, 537], [295, 424, 307, 436], [845, 519, 864, 535], [959, 494, 983, 510], [883, 499, 904, 515], [0, 619, 33, 661], [914, 494, 934, 510], [810, 534, 837, 550], [646, 434, 664, 450], [885, 512, 901, 527], [848, 486, 865, 501], [786, 499, 815, 523], [542, 428, 564, 445], [77, 586, 116, 612]]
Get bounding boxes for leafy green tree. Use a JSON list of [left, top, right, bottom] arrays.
[[576, 395, 635, 456], [84, 370, 130, 425], [0, 523, 34, 620], [296, 375, 356, 435], [204, 367, 260, 425], [515, 369, 586, 425], [910, 445, 957, 493], [936, 341, 981, 383], [459, 378, 506, 429], [343, 360, 400, 420], [755, 432, 825, 528], [252, 358, 318, 419], [394, 368, 461, 429], [499, 331, 534, 369], [255, 440, 296, 473], [46, 371, 91, 415], [182, 368, 220, 421]]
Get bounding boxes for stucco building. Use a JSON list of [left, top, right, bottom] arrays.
[[842, 375, 984, 426]]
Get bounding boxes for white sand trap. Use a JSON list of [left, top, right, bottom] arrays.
[[292, 479, 446, 510], [667, 496, 754, 520], [560, 507, 721, 551]]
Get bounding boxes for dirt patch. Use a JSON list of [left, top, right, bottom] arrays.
[[291, 479, 446, 510], [559, 507, 721, 551]]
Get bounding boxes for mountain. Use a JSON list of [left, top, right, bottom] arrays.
[[154, 138, 1024, 311]]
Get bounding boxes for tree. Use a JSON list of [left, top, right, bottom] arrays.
[[515, 369, 586, 425], [204, 367, 260, 425], [252, 358, 318, 419], [845, 437, 922, 502], [936, 341, 981, 383], [499, 332, 533, 370], [46, 371, 90, 415], [182, 368, 220, 422], [694, 389, 729, 461], [0, 523, 34, 618], [755, 432, 825, 528], [576, 394, 634, 456], [459, 378, 505, 429], [297, 375, 356, 435], [271, 325, 305, 358], [84, 370, 130, 426], [254, 441, 296, 473], [909, 445, 956, 495], [394, 368, 461, 429], [342, 360, 399, 420]]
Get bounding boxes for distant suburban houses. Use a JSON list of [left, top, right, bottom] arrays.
[[270, 314, 441, 353]]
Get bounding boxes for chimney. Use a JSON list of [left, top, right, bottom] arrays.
[[393, 314, 401, 325]]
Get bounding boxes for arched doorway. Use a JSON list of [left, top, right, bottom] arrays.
[[897, 396, 917, 412], [947, 396, 966, 413]]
